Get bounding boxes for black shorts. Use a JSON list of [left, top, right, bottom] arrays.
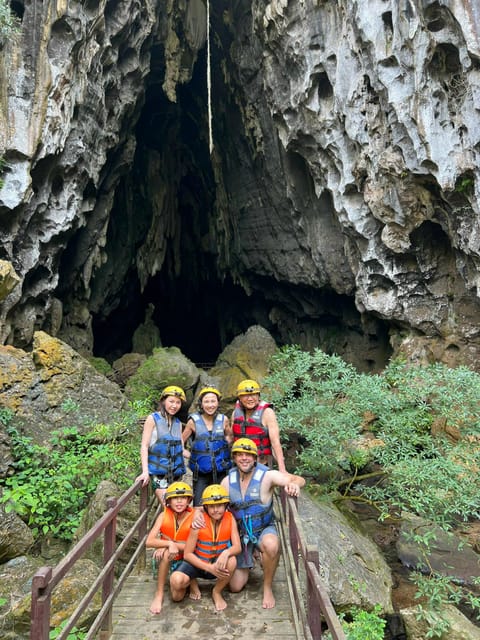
[[174, 560, 215, 580]]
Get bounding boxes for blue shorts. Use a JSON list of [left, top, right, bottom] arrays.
[[174, 560, 215, 580], [237, 525, 277, 570]]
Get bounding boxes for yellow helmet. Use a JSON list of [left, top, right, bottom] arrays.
[[164, 481, 193, 502], [201, 484, 230, 505], [198, 386, 221, 400], [236, 379, 261, 396], [231, 438, 258, 457], [160, 385, 186, 402]]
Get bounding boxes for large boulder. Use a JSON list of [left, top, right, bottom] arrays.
[[124, 346, 200, 409], [0, 555, 45, 639], [7, 558, 101, 635], [208, 325, 278, 403], [74, 480, 140, 568], [400, 604, 480, 640], [0, 504, 35, 562], [0, 331, 128, 445], [298, 492, 393, 613]]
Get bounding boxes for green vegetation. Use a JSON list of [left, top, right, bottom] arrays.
[[343, 605, 386, 640], [0, 402, 144, 540], [0, 0, 19, 44], [266, 346, 480, 528], [265, 345, 480, 636], [323, 605, 386, 640], [50, 621, 86, 640]]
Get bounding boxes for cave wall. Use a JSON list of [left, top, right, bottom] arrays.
[[0, 0, 480, 371]]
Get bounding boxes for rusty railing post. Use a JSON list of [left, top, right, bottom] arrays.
[[137, 482, 148, 571], [30, 567, 53, 640], [306, 544, 322, 638], [99, 496, 117, 640]]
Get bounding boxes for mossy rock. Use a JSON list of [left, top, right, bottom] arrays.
[[124, 346, 200, 408]]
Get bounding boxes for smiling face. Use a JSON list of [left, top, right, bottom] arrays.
[[201, 392, 219, 415], [233, 451, 257, 474], [163, 395, 182, 415], [168, 495, 190, 513], [238, 392, 260, 411]]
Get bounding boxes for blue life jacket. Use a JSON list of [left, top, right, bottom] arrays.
[[228, 463, 274, 542], [147, 412, 185, 480], [188, 413, 231, 478]]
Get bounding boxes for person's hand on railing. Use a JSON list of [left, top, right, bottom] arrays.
[[136, 470, 150, 487], [284, 483, 300, 498]]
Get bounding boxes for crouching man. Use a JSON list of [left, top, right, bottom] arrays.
[[223, 437, 305, 609]]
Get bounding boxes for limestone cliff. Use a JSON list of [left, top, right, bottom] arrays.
[[0, 0, 479, 371]]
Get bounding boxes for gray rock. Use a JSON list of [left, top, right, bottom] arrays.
[[209, 325, 278, 402], [401, 604, 480, 640], [0, 331, 127, 445], [397, 512, 480, 587], [0, 505, 35, 562], [298, 492, 393, 613]]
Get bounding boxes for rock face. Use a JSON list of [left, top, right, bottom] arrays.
[[1, 1, 480, 372], [0, 331, 127, 451], [299, 492, 393, 612]]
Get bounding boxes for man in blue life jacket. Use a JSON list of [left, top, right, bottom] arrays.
[[231, 379, 287, 472], [222, 437, 305, 609]]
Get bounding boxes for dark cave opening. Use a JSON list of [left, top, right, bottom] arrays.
[[91, 42, 268, 364], [89, 18, 393, 372]]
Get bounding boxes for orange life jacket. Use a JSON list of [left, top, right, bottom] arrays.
[[160, 506, 194, 560], [194, 511, 234, 562]]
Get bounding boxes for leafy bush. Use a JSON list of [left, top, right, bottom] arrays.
[[50, 621, 86, 640], [0, 0, 19, 45], [266, 346, 480, 633], [412, 572, 480, 638], [265, 346, 480, 529], [323, 605, 386, 640], [0, 403, 143, 540]]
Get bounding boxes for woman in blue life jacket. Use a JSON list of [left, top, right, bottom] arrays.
[[137, 385, 190, 504], [182, 387, 233, 506]]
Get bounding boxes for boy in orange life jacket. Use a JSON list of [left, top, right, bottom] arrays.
[[232, 379, 287, 472], [145, 481, 199, 615], [170, 484, 242, 611]]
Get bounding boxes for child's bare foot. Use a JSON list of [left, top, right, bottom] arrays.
[[149, 592, 164, 614], [212, 588, 227, 611], [188, 580, 201, 600], [262, 587, 275, 609]]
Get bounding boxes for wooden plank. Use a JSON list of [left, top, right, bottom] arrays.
[[110, 557, 302, 640]]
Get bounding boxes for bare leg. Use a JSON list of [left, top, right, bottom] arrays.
[[212, 557, 237, 611], [150, 550, 169, 614], [259, 534, 280, 609], [170, 570, 191, 602], [229, 566, 250, 594]]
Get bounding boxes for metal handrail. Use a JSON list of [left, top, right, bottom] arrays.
[[278, 490, 346, 640], [30, 479, 152, 640], [30, 480, 345, 640]]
